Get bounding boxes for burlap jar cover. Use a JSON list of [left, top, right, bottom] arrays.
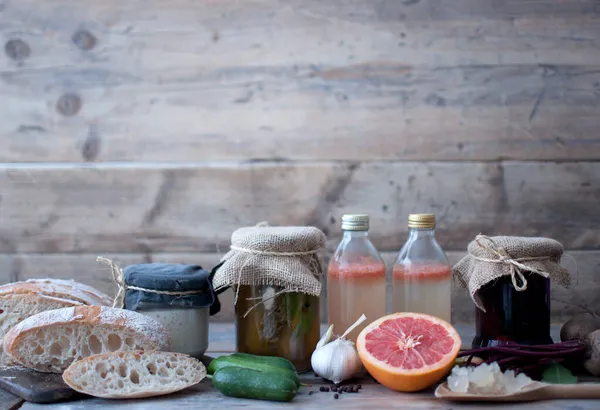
[[453, 235, 571, 311], [213, 224, 326, 308]]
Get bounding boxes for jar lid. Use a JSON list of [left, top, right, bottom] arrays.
[[213, 224, 325, 297], [408, 213, 435, 229], [342, 214, 370, 231], [229, 225, 325, 254], [454, 235, 571, 311], [123, 264, 220, 315]]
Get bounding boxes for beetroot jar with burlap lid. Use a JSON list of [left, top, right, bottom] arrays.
[[454, 235, 571, 348]]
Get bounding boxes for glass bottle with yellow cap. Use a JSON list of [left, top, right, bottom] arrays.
[[328, 214, 386, 341], [392, 214, 451, 322]]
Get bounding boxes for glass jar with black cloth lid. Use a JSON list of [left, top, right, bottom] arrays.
[[121, 263, 220, 358], [453, 235, 571, 348]]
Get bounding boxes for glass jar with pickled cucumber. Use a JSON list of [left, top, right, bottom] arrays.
[[235, 285, 320, 371], [213, 225, 326, 372]]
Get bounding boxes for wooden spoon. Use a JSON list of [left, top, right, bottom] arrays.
[[435, 381, 600, 402]]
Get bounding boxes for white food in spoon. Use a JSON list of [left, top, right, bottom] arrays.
[[447, 362, 533, 395]]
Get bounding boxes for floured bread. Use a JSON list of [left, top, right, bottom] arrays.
[[63, 350, 205, 398], [0, 293, 83, 344], [24, 279, 113, 306], [0, 280, 109, 307], [0, 279, 111, 360], [3, 306, 171, 373]]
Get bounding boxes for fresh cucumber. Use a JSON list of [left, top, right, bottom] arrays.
[[212, 367, 297, 402], [208, 355, 301, 387], [230, 352, 296, 372]]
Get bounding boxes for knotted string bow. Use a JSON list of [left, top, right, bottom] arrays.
[[471, 235, 551, 291]]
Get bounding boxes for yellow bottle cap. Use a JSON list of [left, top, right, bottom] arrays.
[[408, 213, 435, 229], [341, 214, 370, 231]]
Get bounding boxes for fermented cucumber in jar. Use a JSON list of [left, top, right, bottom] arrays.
[[235, 285, 320, 371]]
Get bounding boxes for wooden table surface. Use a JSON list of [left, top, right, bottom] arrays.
[[9, 323, 600, 410]]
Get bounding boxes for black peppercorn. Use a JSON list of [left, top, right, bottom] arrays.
[[334, 393, 339, 399]]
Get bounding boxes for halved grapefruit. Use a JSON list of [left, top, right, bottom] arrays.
[[356, 312, 461, 392]]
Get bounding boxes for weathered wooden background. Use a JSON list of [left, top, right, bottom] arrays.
[[0, 0, 599, 323]]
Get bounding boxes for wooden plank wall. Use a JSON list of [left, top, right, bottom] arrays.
[[0, 0, 599, 323]]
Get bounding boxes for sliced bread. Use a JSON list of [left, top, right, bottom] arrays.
[[0, 280, 110, 354], [0, 293, 85, 366], [63, 350, 205, 399], [0, 293, 83, 341], [3, 306, 171, 373]]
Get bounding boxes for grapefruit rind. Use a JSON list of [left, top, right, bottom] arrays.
[[356, 313, 461, 392]]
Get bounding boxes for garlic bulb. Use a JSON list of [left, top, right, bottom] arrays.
[[311, 314, 366, 384]]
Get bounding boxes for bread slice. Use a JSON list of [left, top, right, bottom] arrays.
[[63, 350, 205, 398], [25, 279, 113, 306], [0, 293, 83, 341], [0, 293, 85, 366], [3, 306, 171, 373], [0, 280, 110, 357]]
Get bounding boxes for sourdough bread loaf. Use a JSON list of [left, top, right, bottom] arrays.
[[0, 280, 111, 356], [63, 350, 205, 398], [3, 306, 171, 373]]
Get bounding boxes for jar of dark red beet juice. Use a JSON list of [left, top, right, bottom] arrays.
[[453, 235, 571, 348]]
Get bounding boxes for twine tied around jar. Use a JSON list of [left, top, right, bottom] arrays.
[[228, 245, 321, 317], [212, 224, 326, 317], [454, 234, 573, 311], [97, 257, 206, 308], [228, 246, 319, 257], [471, 235, 552, 291]]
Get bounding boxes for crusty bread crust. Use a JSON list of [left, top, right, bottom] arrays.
[[63, 350, 205, 398], [3, 306, 171, 373], [25, 279, 113, 306], [0, 281, 109, 307]]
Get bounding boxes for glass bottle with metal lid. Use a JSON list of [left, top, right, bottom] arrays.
[[392, 213, 451, 322], [327, 214, 386, 342]]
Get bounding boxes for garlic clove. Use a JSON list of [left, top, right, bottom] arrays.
[[311, 315, 366, 384], [316, 324, 334, 349]]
